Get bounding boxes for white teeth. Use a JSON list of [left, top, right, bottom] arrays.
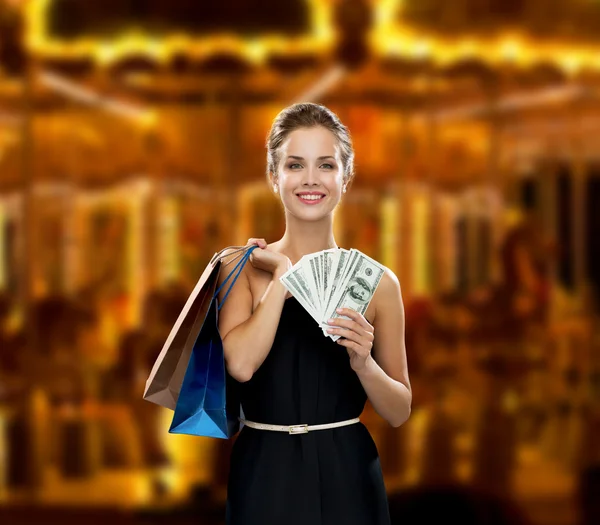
[[298, 195, 323, 201]]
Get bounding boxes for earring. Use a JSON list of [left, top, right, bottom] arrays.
[[273, 184, 278, 194], [343, 186, 347, 194]]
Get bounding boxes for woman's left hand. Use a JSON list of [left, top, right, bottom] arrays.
[[326, 308, 374, 372]]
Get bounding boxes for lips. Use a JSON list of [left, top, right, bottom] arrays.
[[296, 192, 326, 205]]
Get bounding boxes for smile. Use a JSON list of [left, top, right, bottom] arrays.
[[296, 194, 325, 205]]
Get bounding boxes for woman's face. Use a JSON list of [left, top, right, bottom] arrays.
[[274, 126, 345, 221]]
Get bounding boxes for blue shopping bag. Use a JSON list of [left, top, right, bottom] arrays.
[[168, 245, 257, 439]]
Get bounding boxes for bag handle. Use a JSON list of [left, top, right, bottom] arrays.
[[210, 245, 249, 267], [213, 245, 258, 311]]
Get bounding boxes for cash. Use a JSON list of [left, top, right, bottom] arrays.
[[279, 248, 385, 340]]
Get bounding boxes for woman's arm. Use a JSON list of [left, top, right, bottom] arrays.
[[216, 246, 291, 383], [356, 269, 412, 427]]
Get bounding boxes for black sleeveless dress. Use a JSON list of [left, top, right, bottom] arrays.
[[226, 296, 391, 525]]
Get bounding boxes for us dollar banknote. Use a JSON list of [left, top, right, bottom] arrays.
[[322, 248, 349, 319], [280, 269, 320, 324], [279, 248, 385, 340], [321, 250, 385, 338]]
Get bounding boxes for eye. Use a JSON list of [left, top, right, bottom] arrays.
[[321, 163, 334, 169], [289, 163, 303, 169]]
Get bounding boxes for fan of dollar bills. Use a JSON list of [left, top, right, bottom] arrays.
[[279, 248, 385, 340]]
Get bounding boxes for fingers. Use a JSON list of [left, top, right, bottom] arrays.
[[336, 338, 370, 356], [335, 307, 372, 331], [326, 318, 368, 338], [326, 308, 374, 352], [247, 238, 267, 249], [326, 325, 361, 342], [327, 309, 373, 335], [327, 325, 373, 348]]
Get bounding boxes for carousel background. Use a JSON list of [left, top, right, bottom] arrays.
[[0, 1, 599, 524]]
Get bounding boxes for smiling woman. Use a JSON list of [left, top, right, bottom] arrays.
[[219, 103, 411, 525]]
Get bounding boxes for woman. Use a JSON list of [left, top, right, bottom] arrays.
[[217, 103, 411, 525]]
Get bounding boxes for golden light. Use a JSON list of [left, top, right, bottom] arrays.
[[372, 0, 600, 74], [561, 54, 583, 77], [0, 203, 5, 291], [292, 64, 345, 103], [38, 70, 157, 126], [457, 39, 478, 60], [412, 187, 430, 297], [25, 0, 335, 66], [97, 44, 116, 66], [499, 38, 521, 63], [246, 41, 268, 65], [157, 195, 180, 286], [412, 39, 431, 60], [139, 110, 158, 129]]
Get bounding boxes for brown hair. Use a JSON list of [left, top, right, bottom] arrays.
[[266, 103, 355, 188]]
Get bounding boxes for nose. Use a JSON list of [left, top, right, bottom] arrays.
[[301, 165, 319, 186]]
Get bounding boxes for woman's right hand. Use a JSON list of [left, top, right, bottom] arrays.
[[246, 238, 292, 278]]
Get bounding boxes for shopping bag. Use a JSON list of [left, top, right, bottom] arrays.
[[168, 246, 256, 439], [143, 245, 252, 410]]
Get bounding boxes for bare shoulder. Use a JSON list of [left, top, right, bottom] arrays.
[[216, 247, 250, 282], [216, 246, 273, 312], [215, 247, 253, 301], [376, 266, 402, 298], [215, 247, 255, 341], [380, 266, 401, 291], [372, 267, 404, 322]]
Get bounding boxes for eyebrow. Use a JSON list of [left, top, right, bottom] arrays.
[[286, 155, 336, 161]]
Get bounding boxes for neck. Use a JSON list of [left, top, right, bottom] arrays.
[[277, 212, 339, 264]]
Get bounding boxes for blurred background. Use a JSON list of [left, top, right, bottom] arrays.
[[0, 0, 599, 524]]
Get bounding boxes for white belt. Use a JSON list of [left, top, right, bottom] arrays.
[[239, 417, 360, 435]]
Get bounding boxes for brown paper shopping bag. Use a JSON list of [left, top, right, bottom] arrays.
[[143, 246, 249, 410]]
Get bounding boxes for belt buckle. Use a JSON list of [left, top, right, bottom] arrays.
[[288, 424, 308, 435]]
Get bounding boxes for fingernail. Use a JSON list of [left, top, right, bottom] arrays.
[[327, 328, 334, 333], [327, 319, 334, 324], [336, 308, 342, 313]]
